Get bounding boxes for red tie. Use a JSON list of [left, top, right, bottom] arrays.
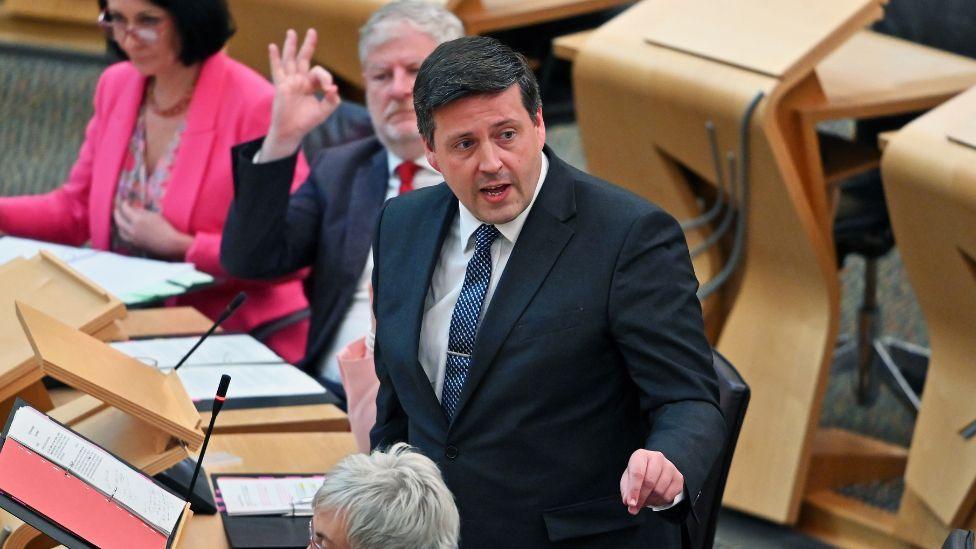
[[395, 161, 420, 195]]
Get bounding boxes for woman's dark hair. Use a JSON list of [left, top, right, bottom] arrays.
[[97, 0, 236, 66]]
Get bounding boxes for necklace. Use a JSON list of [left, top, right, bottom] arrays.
[[146, 78, 193, 117]]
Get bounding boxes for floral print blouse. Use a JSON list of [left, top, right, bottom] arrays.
[[110, 106, 185, 256]]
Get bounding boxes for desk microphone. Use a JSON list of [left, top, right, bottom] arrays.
[[173, 292, 247, 371], [186, 374, 231, 504]]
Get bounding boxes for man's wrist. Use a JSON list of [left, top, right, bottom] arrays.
[[647, 488, 685, 511], [258, 132, 302, 163]]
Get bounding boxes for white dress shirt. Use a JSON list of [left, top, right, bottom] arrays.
[[417, 153, 548, 400], [317, 151, 442, 383]]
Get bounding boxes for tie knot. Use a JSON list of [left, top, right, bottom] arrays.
[[395, 161, 421, 194], [474, 223, 500, 250]]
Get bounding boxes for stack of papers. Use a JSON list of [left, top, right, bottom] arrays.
[[216, 476, 324, 516], [111, 334, 284, 368], [111, 334, 327, 403], [0, 236, 213, 305]]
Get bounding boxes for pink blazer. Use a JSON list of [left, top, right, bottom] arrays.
[[0, 52, 311, 361]]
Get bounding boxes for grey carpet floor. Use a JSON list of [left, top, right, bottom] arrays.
[[2, 44, 930, 547]]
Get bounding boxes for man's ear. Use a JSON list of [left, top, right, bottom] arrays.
[[424, 141, 441, 173], [534, 107, 546, 146]]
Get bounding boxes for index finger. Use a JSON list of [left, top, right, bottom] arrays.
[[268, 43, 282, 82], [621, 453, 649, 507]]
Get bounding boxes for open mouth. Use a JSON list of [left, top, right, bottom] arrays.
[[480, 184, 510, 202]]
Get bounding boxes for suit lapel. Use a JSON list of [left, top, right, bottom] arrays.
[[451, 148, 577, 423], [389, 185, 456, 427], [340, 149, 388, 278], [161, 53, 224, 231]]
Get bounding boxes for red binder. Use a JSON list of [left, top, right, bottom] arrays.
[[0, 400, 187, 548], [0, 439, 168, 549]]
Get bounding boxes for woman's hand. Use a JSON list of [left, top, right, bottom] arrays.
[[261, 28, 342, 162], [114, 202, 193, 259]]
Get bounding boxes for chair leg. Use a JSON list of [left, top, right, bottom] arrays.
[[855, 258, 880, 405], [873, 336, 927, 413]]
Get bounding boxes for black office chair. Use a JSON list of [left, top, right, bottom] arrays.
[[832, 166, 930, 411], [683, 349, 750, 549]]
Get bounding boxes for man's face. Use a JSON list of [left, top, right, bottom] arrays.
[[362, 25, 437, 152], [425, 85, 546, 225], [309, 507, 349, 549]]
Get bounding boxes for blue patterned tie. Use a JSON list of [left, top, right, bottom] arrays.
[[442, 223, 500, 421]]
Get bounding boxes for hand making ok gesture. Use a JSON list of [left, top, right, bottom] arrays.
[[261, 28, 342, 162]]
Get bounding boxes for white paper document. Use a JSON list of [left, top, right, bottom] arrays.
[[111, 334, 284, 368], [175, 364, 326, 401], [6, 406, 185, 536], [217, 476, 324, 516], [0, 236, 95, 264], [0, 236, 213, 304], [69, 252, 199, 297]]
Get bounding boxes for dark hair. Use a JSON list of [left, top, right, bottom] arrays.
[[98, 0, 235, 66], [413, 36, 541, 149]]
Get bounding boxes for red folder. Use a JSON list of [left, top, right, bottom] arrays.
[[0, 439, 168, 549]]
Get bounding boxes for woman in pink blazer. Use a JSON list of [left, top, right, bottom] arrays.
[[0, 0, 311, 362]]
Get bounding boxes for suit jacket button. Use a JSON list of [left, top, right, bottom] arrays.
[[445, 445, 459, 460]]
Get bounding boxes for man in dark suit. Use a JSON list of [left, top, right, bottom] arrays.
[[370, 36, 727, 548], [220, 2, 463, 398]]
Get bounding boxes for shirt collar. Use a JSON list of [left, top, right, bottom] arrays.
[[458, 151, 549, 249], [386, 150, 436, 178]]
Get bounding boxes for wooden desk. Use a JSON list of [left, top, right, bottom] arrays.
[[49, 305, 350, 435], [226, 0, 632, 88], [182, 432, 358, 549], [456, 0, 632, 34], [573, 1, 976, 534], [205, 404, 349, 435], [0, 432, 358, 549], [117, 307, 218, 339], [552, 29, 593, 62], [117, 307, 348, 434], [792, 30, 976, 233], [0, 2, 103, 55], [865, 86, 976, 546]]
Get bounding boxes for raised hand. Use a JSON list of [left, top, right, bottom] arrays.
[[261, 28, 341, 162], [619, 449, 684, 515]]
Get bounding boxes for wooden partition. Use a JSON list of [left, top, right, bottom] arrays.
[[573, 0, 976, 542], [226, 0, 631, 87], [572, 0, 877, 523], [876, 87, 976, 546]]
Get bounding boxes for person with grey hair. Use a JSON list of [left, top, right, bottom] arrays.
[[308, 443, 459, 549], [221, 1, 464, 403]]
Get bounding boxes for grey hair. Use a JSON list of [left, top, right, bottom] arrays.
[[313, 443, 460, 549], [358, 0, 464, 64]]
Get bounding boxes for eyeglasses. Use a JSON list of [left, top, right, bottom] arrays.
[[308, 517, 326, 549], [97, 11, 162, 45]]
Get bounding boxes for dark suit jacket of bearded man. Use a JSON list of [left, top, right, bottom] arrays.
[[370, 146, 726, 548]]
